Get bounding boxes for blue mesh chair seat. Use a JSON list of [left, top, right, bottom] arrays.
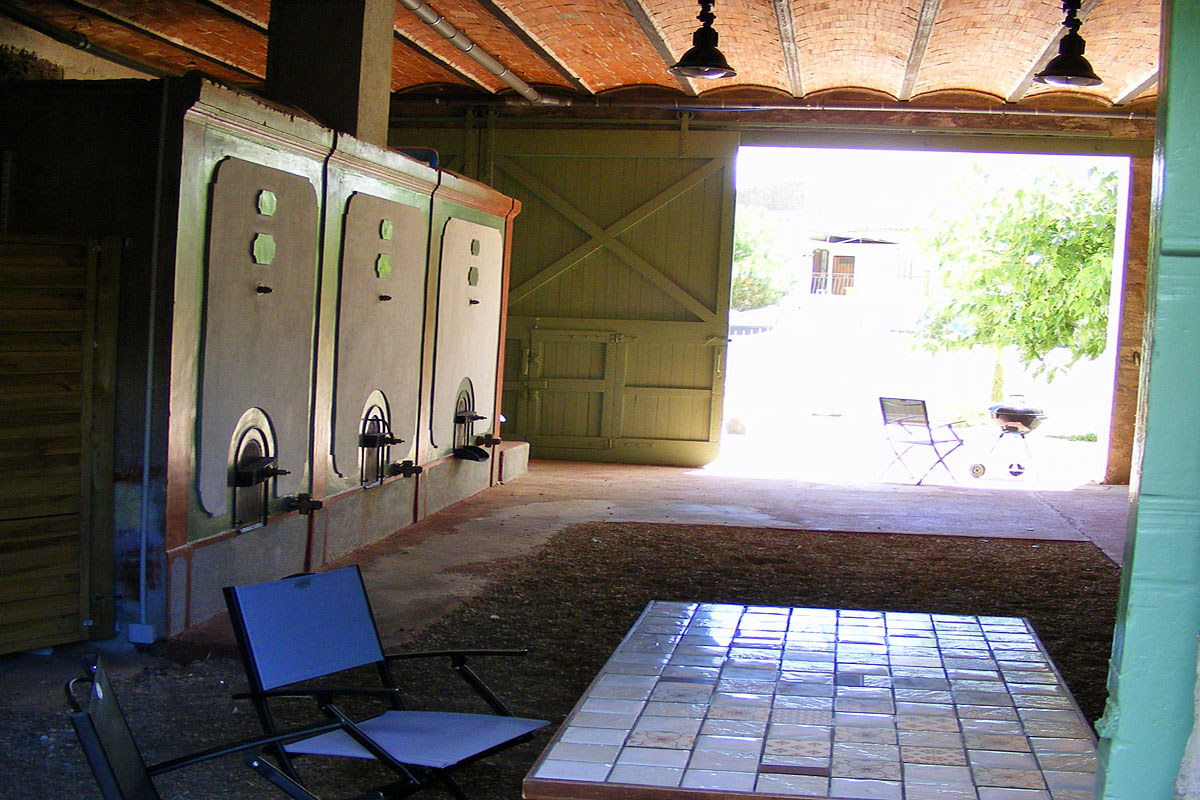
[[282, 710, 545, 768], [223, 566, 547, 800], [879, 397, 966, 485]]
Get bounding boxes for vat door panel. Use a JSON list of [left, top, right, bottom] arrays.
[[198, 157, 318, 516], [331, 193, 426, 478], [430, 218, 504, 450]]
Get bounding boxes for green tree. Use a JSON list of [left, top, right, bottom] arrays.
[[916, 167, 1118, 392], [730, 206, 797, 310]]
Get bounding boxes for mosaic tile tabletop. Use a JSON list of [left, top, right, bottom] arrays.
[[524, 602, 1097, 800]]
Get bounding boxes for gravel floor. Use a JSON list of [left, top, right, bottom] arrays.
[[4, 522, 1119, 800]]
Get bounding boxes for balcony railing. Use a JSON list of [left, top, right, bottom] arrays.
[[810, 271, 855, 295]]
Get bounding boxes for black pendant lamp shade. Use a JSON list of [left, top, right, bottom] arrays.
[[1034, 0, 1102, 87], [669, 0, 736, 79]]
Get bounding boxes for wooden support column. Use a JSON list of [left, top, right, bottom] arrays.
[[266, 0, 393, 146]]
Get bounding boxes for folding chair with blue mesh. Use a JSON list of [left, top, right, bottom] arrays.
[[66, 654, 353, 800], [879, 397, 966, 485], [223, 565, 547, 800]]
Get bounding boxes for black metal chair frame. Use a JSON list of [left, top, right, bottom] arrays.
[[223, 566, 546, 800], [66, 654, 366, 800], [879, 396, 966, 485]]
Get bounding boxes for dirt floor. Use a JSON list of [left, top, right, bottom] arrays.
[[3, 521, 1118, 800]]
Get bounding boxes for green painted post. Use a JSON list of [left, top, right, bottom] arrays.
[[1097, 2, 1200, 798]]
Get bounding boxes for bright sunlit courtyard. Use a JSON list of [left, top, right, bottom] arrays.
[[713, 146, 1129, 490]]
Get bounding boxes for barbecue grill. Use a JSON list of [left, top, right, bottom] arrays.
[[969, 398, 1047, 478]]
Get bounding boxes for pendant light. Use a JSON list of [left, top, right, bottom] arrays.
[[1034, 0, 1102, 87], [669, 0, 736, 79]]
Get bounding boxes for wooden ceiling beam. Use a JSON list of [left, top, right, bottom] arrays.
[[1115, 69, 1158, 106], [1008, 0, 1099, 103], [898, 0, 941, 102], [772, 0, 804, 97], [473, 0, 591, 94], [62, 0, 264, 80], [623, 0, 695, 94], [186, 0, 485, 94], [0, 0, 168, 75]]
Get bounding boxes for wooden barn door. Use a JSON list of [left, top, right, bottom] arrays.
[[494, 130, 738, 466], [0, 236, 116, 654]]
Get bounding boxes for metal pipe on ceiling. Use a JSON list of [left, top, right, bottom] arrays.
[[396, 0, 564, 105]]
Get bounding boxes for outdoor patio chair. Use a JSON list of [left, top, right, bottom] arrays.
[[66, 654, 354, 800], [222, 566, 548, 800], [879, 397, 966, 485]]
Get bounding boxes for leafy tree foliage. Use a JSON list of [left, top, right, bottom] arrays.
[[731, 206, 798, 310], [916, 167, 1118, 381]]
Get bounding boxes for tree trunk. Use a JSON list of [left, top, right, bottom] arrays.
[[991, 346, 1005, 402]]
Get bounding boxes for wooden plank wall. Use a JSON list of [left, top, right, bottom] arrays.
[[0, 236, 116, 654]]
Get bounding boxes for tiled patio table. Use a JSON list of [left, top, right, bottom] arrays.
[[524, 601, 1097, 800]]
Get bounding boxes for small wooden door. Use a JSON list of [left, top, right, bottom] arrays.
[[0, 236, 116, 654]]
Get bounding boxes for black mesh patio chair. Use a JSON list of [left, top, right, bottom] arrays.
[[222, 566, 548, 800], [66, 654, 357, 800], [879, 397, 966, 485]]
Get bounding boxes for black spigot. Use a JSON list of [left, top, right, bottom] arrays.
[[360, 432, 404, 448], [390, 460, 423, 477], [235, 456, 290, 487], [287, 493, 323, 515]]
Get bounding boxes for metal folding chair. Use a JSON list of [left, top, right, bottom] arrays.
[[223, 566, 547, 800], [879, 397, 966, 485], [66, 654, 350, 800]]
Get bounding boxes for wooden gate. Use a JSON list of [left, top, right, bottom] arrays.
[[0, 236, 116, 654], [493, 130, 738, 465]]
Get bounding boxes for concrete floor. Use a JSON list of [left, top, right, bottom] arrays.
[[351, 459, 1130, 644]]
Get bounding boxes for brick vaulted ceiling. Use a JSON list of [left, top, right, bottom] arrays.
[[0, 0, 1161, 113]]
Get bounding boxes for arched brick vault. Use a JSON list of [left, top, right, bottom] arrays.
[[4, 0, 1160, 109]]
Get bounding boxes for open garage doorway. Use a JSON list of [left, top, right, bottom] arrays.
[[712, 146, 1132, 490]]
